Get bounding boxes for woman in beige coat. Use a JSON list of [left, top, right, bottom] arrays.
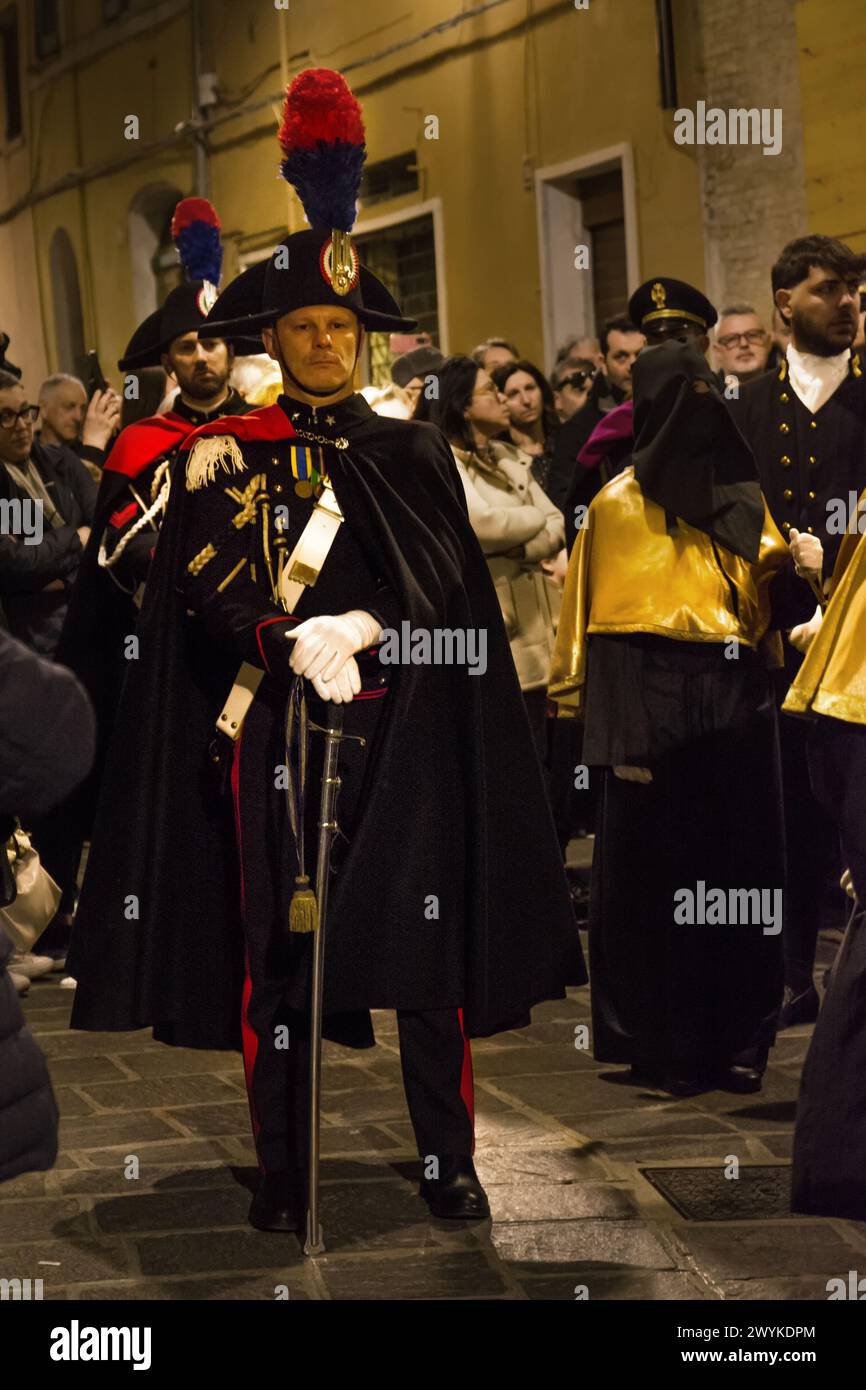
[[423, 355, 566, 756]]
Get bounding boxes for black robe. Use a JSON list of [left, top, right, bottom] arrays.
[[584, 635, 785, 1074], [68, 395, 584, 1050], [791, 717, 866, 1220]]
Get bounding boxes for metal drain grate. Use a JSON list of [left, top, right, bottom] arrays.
[[640, 1164, 793, 1221]]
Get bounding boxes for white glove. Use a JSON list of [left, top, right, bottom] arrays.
[[613, 765, 653, 783], [288, 610, 382, 701], [309, 656, 362, 704], [788, 604, 823, 654], [789, 528, 823, 581]]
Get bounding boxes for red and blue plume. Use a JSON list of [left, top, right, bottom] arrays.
[[278, 68, 365, 233], [170, 197, 223, 285]]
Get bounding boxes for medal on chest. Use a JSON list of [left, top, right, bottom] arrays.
[[289, 442, 329, 498]]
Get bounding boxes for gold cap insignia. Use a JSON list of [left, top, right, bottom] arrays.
[[651, 281, 667, 310], [320, 232, 360, 297], [197, 281, 219, 315]]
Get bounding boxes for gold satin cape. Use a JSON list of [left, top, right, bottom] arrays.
[[549, 467, 789, 715], [783, 508, 866, 725]]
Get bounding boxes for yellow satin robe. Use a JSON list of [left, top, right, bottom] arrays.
[[549, 467, 790, 715], [783, 502, 866, 726]]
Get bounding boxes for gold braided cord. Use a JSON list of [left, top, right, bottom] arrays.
[[216, 557, 248, 593], [187, 542, 217, 576]]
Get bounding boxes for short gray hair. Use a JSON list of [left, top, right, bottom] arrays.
[[38, 373, 86, 402], [717, 304, 760, 323]]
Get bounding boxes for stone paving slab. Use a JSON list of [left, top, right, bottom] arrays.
[[518, 1270, 709, 1301], [490, 1217, 677, 1268], [671, 1222, 866, 1280], [318, 1250, 509, 1300]]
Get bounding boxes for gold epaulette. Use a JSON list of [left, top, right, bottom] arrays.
[[186, 434, 248, 492]]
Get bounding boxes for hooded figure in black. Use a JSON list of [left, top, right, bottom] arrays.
[[548, 340, 817, 1097], [68, 69, 583, 1235]]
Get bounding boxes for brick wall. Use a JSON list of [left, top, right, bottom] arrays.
[[687, 0, 808, 325]]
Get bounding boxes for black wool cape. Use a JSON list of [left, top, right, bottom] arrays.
[[69, 400, 584, 1049]]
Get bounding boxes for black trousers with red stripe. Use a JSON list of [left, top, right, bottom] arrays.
[[241, 965, 476, 1175], [231, 671, 476, 1176]]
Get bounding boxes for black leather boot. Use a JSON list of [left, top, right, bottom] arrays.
[[248, 1171, 303, 1233], [419, 1155, 490, 1220]]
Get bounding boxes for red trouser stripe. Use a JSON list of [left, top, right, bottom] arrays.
[[457, 1007, 476, 1156], [231, 737, 263, 1168]]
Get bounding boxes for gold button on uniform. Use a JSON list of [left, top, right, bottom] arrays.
[[810, 420, 817, 429], [808, 455, 817, 466], [781, 520, 792, 533], [779, 422, 790, 433], [780, 392, 789, 403], [806, 526, 814, 534], [780, 455, 792, 467], [783, 488, 793, 501], [808, 490, 816, 501]]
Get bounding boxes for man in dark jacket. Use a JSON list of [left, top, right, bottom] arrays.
[[729, 234, 866, 1028], [0, 370, 96, 658], [546, 314, 643, 516], [0, 628, 95, 1184]]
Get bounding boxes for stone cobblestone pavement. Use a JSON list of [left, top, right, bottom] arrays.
[[4, 916, 865, 1301]]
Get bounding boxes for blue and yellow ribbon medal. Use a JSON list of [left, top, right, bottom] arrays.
[[289, 443, 327, 498]]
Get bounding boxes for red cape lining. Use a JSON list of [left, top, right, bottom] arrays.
[[104, 412, 196, 479], [179, 404, 297, 451]]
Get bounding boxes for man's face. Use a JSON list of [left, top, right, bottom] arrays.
[[644, 320, 710, 355], [163, 334, 232, 402], [263, 306, 360, 399], [482, 345, 517, 372], [714, 313, 771, 380], [603, 329, 645, 395], [0, 384, 36, 463], [777, 265, 861, 356], [40, 380, 87, 444]]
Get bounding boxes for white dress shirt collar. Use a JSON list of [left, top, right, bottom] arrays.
[[786, 343, 851, 414]]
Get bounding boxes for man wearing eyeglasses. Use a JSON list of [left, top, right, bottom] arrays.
[[713, 306, 772, 385], [0, 370, 96, 657]]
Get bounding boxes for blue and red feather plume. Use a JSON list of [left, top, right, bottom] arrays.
[[170, 197, 223, 285], [278, 68, 365, 233]]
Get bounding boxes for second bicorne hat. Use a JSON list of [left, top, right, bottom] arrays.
[[199, 69, 417, 344], [119, 198, 257, 370]]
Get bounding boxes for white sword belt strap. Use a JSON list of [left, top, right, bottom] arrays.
[[216, 480, 344, 740]]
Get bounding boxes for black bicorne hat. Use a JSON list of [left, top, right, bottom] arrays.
[[119, 198, 258, 370], [199, 229, 417, 344], [201, 69, 417, 344]]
